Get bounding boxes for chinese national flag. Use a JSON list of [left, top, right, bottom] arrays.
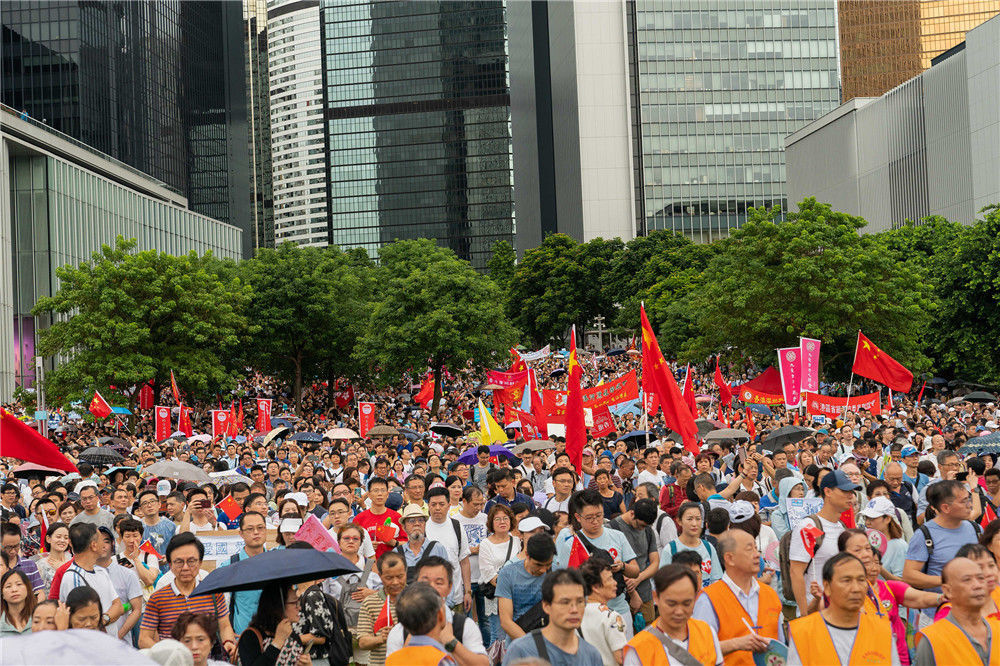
[[640, 305, 699, 454], [851, 331, 914, 392], [565, 325, 587, 475], [88, 391, 112, 419], [745, 407, 756, 442], [567, 534, 589, 568], [413, 371, 434, 408], [372, 596, 394, 633], [682, 364, 697, 418], [178, 405, 193, 437], [139, 539, 162, 559], [216, 494, 242, 521], [227, 402, 238, 436], [170, 370, 181, 405], [714, 356, 733, 407], [982, 503, 998, 529], [509, 349, 527, 374]]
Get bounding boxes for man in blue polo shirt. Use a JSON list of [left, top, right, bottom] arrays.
[[220, 511, 269, 634]]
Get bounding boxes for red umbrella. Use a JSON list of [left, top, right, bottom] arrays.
[[0, 410, 78, 473]]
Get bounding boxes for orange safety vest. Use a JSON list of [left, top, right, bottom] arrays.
[[386, 644, 451, 666], [919, 616, 1000, 666], [624, 618, 717, 666], [702, 580, 781, 666], [788, 610, 893, 665], [863, 582, 893, 626]]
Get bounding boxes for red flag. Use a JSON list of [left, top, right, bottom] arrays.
[[170, 370, 181, 405], [714, 357, 733, 407], [413, 371, 435, 408], [641, 325, 659, 417], [886, 390, 894, 412], [216, 494, 242, 521], [916, 381, 926, 403], [88, 391, 112, 419], [227, 402, 238, 436], [745, 407, 756, 442], [565, 326, 587, 475], [0, 410, 78, 473], [567, 534, 589, 568], [237, 399, 245, 430], [139, 382, 155, 410], [372, 595, 394, 633], [334, 382, 355, 409], [682, 364, 697, 418], [256, 398, 272, 432], [139, 539, 162, 559], [982, 503, 997, 529], [178, 405, 193, 437], [509, 349, 527, 374], [717, 402, 726, 424], [640, 305, 699, 454], [851, 331, 914, 392], [840, 507, 856, 529], [154, 406, 172, 441], [358, 402, 376, 438], [800, 523, 824, 556], [211, 410, 230, 440]]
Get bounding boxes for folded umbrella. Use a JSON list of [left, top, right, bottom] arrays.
[[191, 546, 360, 595], [144, 460, 212, 483]]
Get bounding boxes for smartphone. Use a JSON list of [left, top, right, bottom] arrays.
[[956, 471, 968, 481]]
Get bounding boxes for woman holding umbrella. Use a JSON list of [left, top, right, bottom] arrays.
[[237, 582, 309, 666]]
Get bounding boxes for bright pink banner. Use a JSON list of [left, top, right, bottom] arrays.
[[486, 369, 528, 388], [800, 338, 821, 393], [295, 514, 339, 552], [777, 347, 801, 408], [805, 392, 882, 419]]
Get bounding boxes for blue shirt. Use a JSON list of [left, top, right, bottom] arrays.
[[225, 547, 265, 634], [495, 560, 545, 640], [503, 630, 604, 666], [142, 517, 176, 556], [905, 519, 980, 592], [554, 527, 637, 620], [484, 492, 534, 514]]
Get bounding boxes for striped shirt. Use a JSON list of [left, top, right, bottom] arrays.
[[140, 580, 228, 640]]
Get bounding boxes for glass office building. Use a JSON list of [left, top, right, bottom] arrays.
[[629, 1, 840, 241], [1, 0, 251, 254], [245, 0, 275, 250]]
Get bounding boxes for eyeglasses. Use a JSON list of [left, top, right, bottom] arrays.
[[578, 513, 604, 523], [172, 558, 201, 569]]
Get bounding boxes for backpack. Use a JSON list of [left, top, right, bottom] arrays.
[[918, 520, 983, 573], [336, 558, 373, 626], [396, 541, 441, 583], [578, 533, 626, 596], [318, 591, 353, 666], [777, 514, 840, 604]]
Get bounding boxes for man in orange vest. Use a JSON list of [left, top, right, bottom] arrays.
[[693, 529, 782, 665], [386, 582, 457, 666], [624, 563, 723, 666], [915, 557, 1000, 666], [787, 552, 894, 665]]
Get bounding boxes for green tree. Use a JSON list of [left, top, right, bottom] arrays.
[[356, 239, 517, 415], [507, 234, 621, 345], [929, 205, 1000, 383], [240, 243, 370, 412], [487, 240, 517, 294], [32, 236, 252, 412], [681, 199, 936, 373]]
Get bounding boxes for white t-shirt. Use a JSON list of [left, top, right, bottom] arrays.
[[425, 517, 471, 606], [455, 512, 487, 581], [385, 608, 486, 657], [102, 559, 143, 637], [581, 602, 628, 666], [58, 562, 119, 621], [637, 470, 666, 487], [542, 496, 570, 512], [623, 625, 723, 666], [788, 514, 846, 606]]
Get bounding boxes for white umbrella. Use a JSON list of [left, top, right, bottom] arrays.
[[187, 433, 211, 443], [325, 427, 360, 440], [0, 629, 158, 665]]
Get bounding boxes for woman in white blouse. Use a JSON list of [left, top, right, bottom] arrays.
[[477, 504, 520, 647]]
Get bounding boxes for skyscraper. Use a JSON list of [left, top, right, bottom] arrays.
[[1, 0, 251, 255], [839, 0, 1000, 102], [267, 0, 515, 268], [627, 1, 841, 240], [244, 0, 275, 250]]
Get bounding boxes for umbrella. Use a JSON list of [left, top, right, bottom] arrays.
[[606, 348, 626, 357], [271, 418, 295, 428], [325, 427, 360, 440], [398, 427, 421, 441], [694, 418, 720, 437], [959, 432, 1000, 453], [626, 349, 641, 356], [761, 425, 815, 450], [947, 396, 970, 406], [367, 424, 399, 437], [457, 444, 519, 465], [144, 460, 212, 483], [78, 446, 125, 466], [11, 462, 68, 478], [192, 547, 360, 596], [695, 395, 713, 404], [187, 434, 212, 443], [615, 430, 649, 445], [747, 404, 773, 416], [253, 435, 266, 443], [962, 391, 998, 403], [263, 426, 291, 445], [549, 368, 567, 377], [504, 421, 521, 430], [513, 439, 554, 454], [928, 377, 949, 385], [430, 422, 464, 438], [110, 406, 132, 415], [704, 428, 751, 442], [209, 470, 254, 486], [289, 431, 323, 443], [1, 629, 158, 665], [959, 444, 1000, 456], [97, 436, 128, 447]]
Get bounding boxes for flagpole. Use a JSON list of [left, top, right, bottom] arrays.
[[843, 330, 861, 420], [641, 301, 650, 452]]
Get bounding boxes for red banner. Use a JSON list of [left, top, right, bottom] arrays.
[[139, 382, 155, 410], [804, 392, 882, 419], [255, 399, 272, 432], [170, 370, 181, 405], [358, 402, 376, 438], [777, 347, 802, 408], [589, 406, 617, 437], [178, 405, 193, 437], [212, 410, 230, 440], [154, 405, 171, 441], [227, 402, 238, 436], [735, 386, 785, 405], [514, 409, 541, 440], [544, 369, 639, 417], [486, 369, 528, 388]]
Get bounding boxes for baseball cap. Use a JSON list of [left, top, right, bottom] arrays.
[[156, 479, 172, 496], [900, 445, 918, 458], [518, 516, 547, 533], [583, 447, 595, 457], [819, 469, 862, 492], [861, 496, 896, 519], [726, 500, 755, 523]]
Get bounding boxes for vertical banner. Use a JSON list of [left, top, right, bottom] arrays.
[[255, 398, 272, 432], [139, 383, 155, 411], [799, 337, 821, 393], [358, 402, 376, 438], [212, 410, 229, 440], [154, 406, 171, 441], [777, 346, 801, 408]]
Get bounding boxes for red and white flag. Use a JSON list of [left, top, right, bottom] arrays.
[[211, 410, 230, 439], [982, 503, 998, 529], [255, 398, 272, 432], [154, 406, 172, 441], [358, 402, 376, 438]]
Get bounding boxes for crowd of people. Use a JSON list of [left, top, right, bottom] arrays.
[[2, 352, 999, 666]]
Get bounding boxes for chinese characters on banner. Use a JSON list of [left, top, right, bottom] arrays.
[[358, 402, 376, 438], [154, 406, 171, 441], [805, 392, 882, 419], [777, 347, 801, 408], [800, 338, 821, 392]]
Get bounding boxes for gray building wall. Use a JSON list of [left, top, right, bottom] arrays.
[[967, 15, 1000, 214]]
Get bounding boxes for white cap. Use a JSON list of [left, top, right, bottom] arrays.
[[518, 516, 547, 533], [74, 480, 98, 494], [861, 496, 896, 520], [286, 492, 308, 507], [141, 639, 194, 666], [156, 479, 172, 496]]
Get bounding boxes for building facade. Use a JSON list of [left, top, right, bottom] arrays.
[[245, 0, 275, 251], [0, 0, 252, 256], [1, 107, 243, 401], [627, 0, 841, 241], [785, 14, 1000, 233], [839, 0, 1000, 102]]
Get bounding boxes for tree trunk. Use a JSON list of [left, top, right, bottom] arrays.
[[431, 363, 443, 418], [293, 353, 303, 415]]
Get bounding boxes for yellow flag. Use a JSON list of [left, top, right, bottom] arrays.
[[478, 398, 508, 445]]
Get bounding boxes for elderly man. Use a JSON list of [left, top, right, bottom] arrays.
[[884, 461, 918, 525], [386, 582, 457, 666], [395, 504, 450, 581], [916, 557, 1000, 665]]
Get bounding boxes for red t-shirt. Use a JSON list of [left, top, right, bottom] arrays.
[[353, 508, 406, 559]]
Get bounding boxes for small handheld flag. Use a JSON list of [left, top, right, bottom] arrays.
[[216, 494, 242, 521], [372, 595, 394, 633]]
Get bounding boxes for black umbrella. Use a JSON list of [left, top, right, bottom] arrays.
[[289, 431, 323, 443], [430, 422, 464, 438], [963, 391, 998, 403], [694, 418, 720, 438], [606, 348, 626, 357], [191, 547, 360, 596], [761, 425, 815, 451], [78, 446, 125, 466], [97, 436, 128, 447], [550, 368, 567, 377], [928, 377, 949, 385]]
